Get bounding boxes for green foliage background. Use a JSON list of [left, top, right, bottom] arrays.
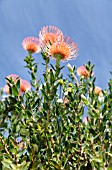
[[0, 52, 112, 170]]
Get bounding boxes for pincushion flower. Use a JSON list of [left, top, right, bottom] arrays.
[[77, 65, 94, 77], [94, 86, 103, 96], [3, 84, 10, 94], [20, 79, 31, 93], [22, 37, 41, 53], [3, 74, 21, 94], [3, 74, 31, 95], [48, 36, 78, 61], [39, 26, 63, 46], [7, 74, 20, 82]]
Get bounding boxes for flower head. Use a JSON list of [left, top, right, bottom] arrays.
[[94, 86, 103, 96], [3, 74, 21, 94], [77, 65, 94, 77], [20, 79, 31, 93], [3, 74, 31, 95], [49, 36, 79, 61], [22, 37, 41, 53], [6, 74, 20, 82], [3, 85, 10, 94], [39, 26, 63, 46]]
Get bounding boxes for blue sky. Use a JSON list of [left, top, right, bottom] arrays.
[[0, 0, 112, 90]]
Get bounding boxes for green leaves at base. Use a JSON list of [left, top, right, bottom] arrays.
[[2, 158, 30, 170]]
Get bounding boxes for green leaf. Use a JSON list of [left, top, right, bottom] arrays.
[[34, 64, 38, 73], [50, 64, 56, 71], [67, 63, 73, 73], [81, 94, 88, 105], [50, 69, 55, 85], [50, 160, 61, 169], [16, 161, 30, 170], [107, 163, 112, 170], [2, 158, 12, 169], [16, 79, 20, 89], [92, 157, 102, 163], [10, 164, 17, 170], [43, 103, 49, 110], [12, 85, 18, 96], [107, 153, 112, 157], [16, 151, 24, 158]]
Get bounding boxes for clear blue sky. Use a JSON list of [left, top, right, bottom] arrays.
[[0, 0, 112, 89]]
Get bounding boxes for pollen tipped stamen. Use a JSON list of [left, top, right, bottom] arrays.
[[49, 36, 79, 61], [22, 37, 41, 53], [39, 26, 63, 47]]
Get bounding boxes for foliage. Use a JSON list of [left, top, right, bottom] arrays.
[[0, 52, 112, 170]]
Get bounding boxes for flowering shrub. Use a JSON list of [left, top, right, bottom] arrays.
[[0, 26, 112, 170]]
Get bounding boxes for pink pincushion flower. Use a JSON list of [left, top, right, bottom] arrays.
[[94, 86, 103, 96], [3, 74, 21, 94], [3, 74, 31, 95], [3, 84, 10, 94], [6, 74, 20, 81], [77, 66, 94, 77], [49, 36, 79, 61], [22, 37, 41, 53], [20, 79, 31, 93], [39, 26, 63, 46]]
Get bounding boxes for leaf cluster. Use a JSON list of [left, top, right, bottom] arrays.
[[0, 54, 112, 170]]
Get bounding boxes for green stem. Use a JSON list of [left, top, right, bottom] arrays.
[[46, 60, 49, 82], [55, 54, 62, 69], [47, 103, 50, 126]]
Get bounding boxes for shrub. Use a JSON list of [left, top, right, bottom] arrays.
[[0, 26, 112, 170]]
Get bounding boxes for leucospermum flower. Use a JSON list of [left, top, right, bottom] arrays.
[[77, 66, 88, 77], [7, 74, 20, 82], [94, 86, 103, 96], [90, 86, 103, 97], [77, 65, 94, 77], [39, 26, 63, 46], [20, 79, 31, 93], [3, 74, 21, 94], [3, 84, 11, 94], [3, 74, 31, 95], [49, 36, 79, 61], [22, 37, 41, 53]]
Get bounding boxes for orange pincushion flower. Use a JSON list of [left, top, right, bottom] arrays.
[[49, 36, 79, 61], [22, 37, 41, 53], [77, 66, 89, 77], [20, 79, 31, 93], [77, 66, 94, 77], [39, 26, 63, 46], [94, 86, 103, 96]]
